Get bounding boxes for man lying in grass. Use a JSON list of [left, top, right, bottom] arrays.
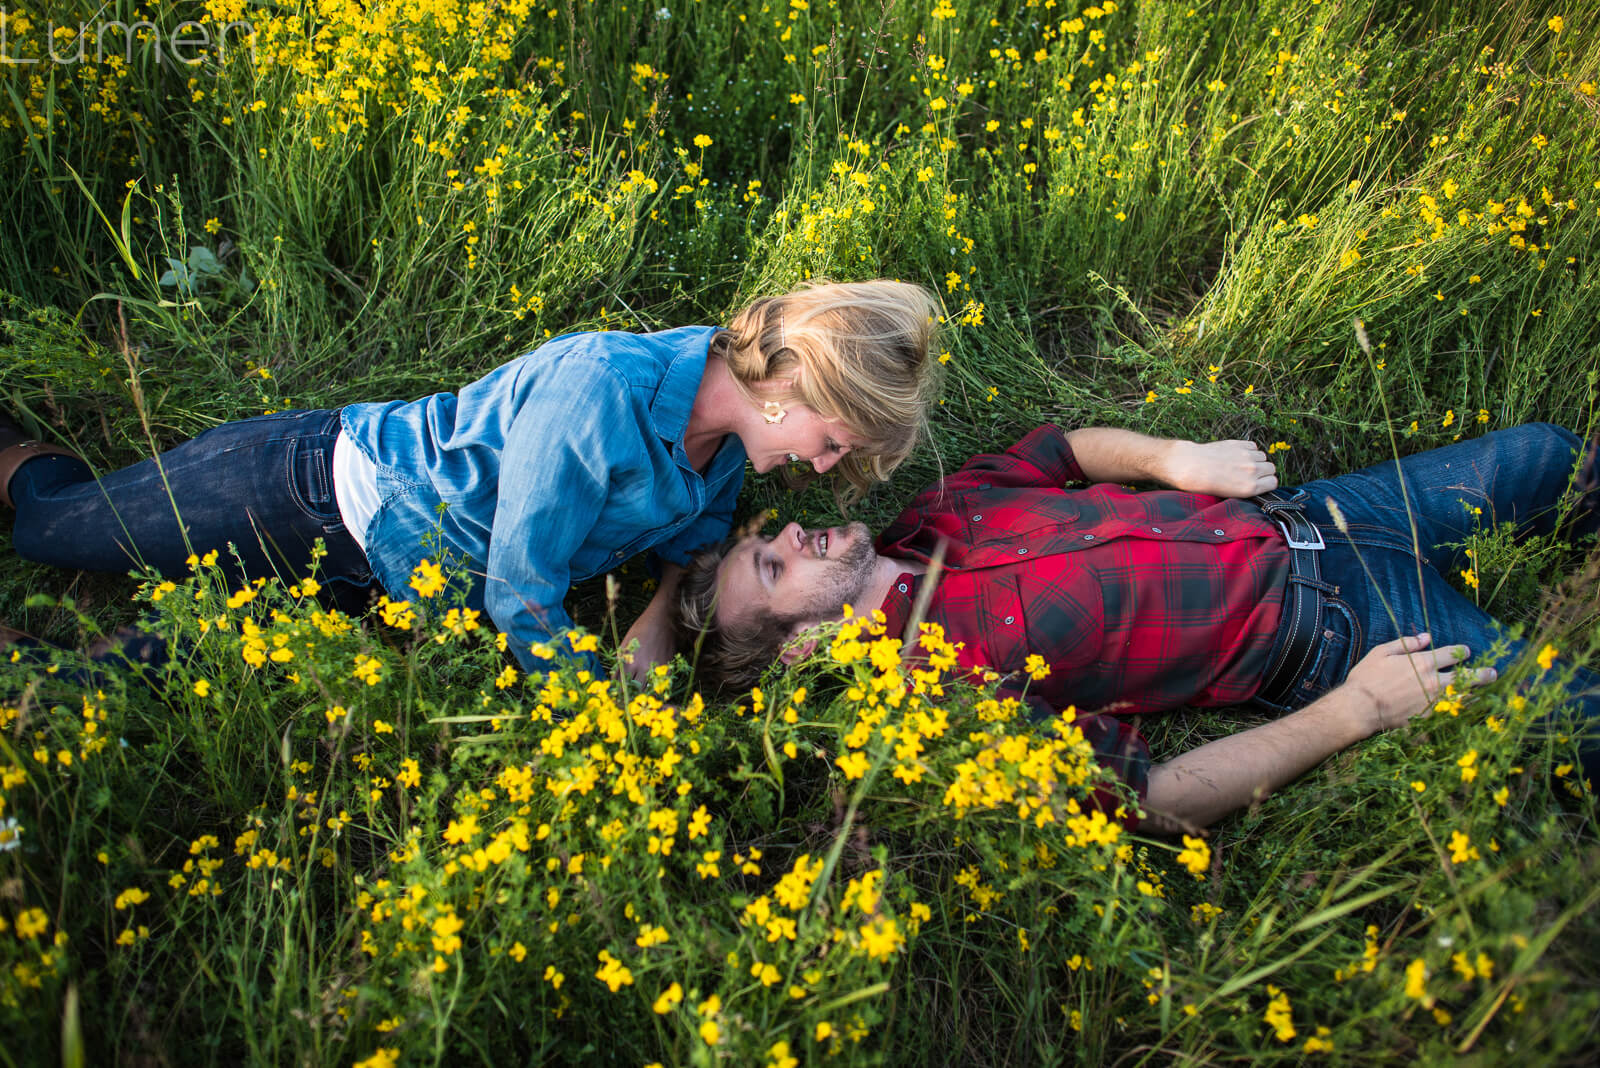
[[675, 423, 1599, 832]]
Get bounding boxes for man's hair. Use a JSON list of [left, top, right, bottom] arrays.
[[715, 279, 943, 505], [676, 537, 796, 691]]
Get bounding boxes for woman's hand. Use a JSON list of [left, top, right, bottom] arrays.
[[1159, 439, 1279, 498]]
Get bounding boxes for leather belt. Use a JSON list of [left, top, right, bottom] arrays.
[[1254, 489, 1332, 707]]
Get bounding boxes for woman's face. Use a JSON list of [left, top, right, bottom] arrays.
[[742, 403, 863, 475]]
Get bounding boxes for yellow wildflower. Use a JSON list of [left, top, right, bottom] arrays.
[[409, 559, 446, 598], [653, 982, 683, 1014], [1176, 835, 1210, 876], [1263, 985, 1295, 1042]]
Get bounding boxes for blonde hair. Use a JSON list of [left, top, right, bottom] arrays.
[[712, 279, 942, 503]]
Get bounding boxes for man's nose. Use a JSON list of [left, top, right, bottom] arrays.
[[779, 522, 806, 552]]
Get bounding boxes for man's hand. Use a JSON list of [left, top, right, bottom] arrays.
[[1343, 633, 1496, 733], [1159, 439, 1279, 498], [621, 614, 676, 684], [621, 563, 685, 684]]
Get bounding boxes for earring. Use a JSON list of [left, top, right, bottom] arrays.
[[763, 401, 787, 424]]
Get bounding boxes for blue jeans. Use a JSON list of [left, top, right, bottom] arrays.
[[9, 409, 377, 612], [1266, 423, 1599, 778]]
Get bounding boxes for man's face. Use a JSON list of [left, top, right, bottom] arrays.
[[716, 521, 879, 635]]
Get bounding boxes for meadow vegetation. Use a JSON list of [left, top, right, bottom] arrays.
[[1, 0, 1598, 1063]]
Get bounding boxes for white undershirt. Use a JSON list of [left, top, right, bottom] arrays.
[[332, 431, 381, 552]]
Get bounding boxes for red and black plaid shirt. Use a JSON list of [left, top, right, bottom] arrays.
[[877, 426, 1291, 799]]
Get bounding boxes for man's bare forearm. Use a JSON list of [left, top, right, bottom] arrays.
[[1136, 636, 1482, 832], [1141, 685, 1370, 833], [1064, 427, 1175, 484]]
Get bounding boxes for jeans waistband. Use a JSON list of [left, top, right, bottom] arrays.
[[1253, 490, 1330, 708]]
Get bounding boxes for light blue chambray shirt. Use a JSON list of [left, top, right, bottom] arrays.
[[340, 326, 746, 671]]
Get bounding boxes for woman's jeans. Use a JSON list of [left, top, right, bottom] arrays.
[[1267, 423, 1599, 779], [8, 409, 377, 612]]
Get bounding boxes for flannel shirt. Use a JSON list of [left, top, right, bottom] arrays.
[[876, 425, 1292, 803]]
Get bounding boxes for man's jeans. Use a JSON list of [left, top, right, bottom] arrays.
[[9, 409, 377, 611], [1264, 423, 1598, 778]]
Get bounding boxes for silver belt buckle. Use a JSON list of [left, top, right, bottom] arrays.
[[1273, 514, 1325, 551]]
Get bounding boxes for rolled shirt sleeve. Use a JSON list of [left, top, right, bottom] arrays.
[[1008, 685, 1151, 827], [937, 424, 1086, 493]]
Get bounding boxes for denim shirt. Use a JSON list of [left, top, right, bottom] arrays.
[[339, 326, 745, 671]]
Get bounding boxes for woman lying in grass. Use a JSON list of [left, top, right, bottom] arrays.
[[0, 280, 941, 679]]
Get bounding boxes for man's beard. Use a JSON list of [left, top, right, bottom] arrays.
[[786, 521, 877, 625]]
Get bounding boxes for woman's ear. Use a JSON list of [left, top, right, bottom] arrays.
[[756, 374, 797, 400]]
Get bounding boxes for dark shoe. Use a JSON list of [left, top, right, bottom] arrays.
[[1575, 434, 1600, 538], [86, 624, 170, 668], [0, 411, 24, 452], [0, 623, 34, 649], [0, 623, 168, 692], [0, 412, 81, 509]]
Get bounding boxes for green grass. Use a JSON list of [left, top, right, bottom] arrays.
[[2, 0, 1599, 1064]]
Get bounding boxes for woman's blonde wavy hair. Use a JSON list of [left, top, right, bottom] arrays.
[[712, 279, 942, 504]]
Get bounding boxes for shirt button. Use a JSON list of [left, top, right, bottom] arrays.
[[1151, 526, 1162, 533], [1016, 548, 1028, 555], [1082, 534, 1095, 541], [897, 583, 908, 593], [1004, 615, 1015, 625], [1213, 528, 1226, 536], [972, 514, 983, 522]]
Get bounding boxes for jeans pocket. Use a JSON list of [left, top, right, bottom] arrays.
[[1289, 596, 1359, 707], [287, 437, 342, 524]]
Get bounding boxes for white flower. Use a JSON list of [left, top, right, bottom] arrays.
[[0, 818, 21, 852], [656, 6, 672, 19]]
